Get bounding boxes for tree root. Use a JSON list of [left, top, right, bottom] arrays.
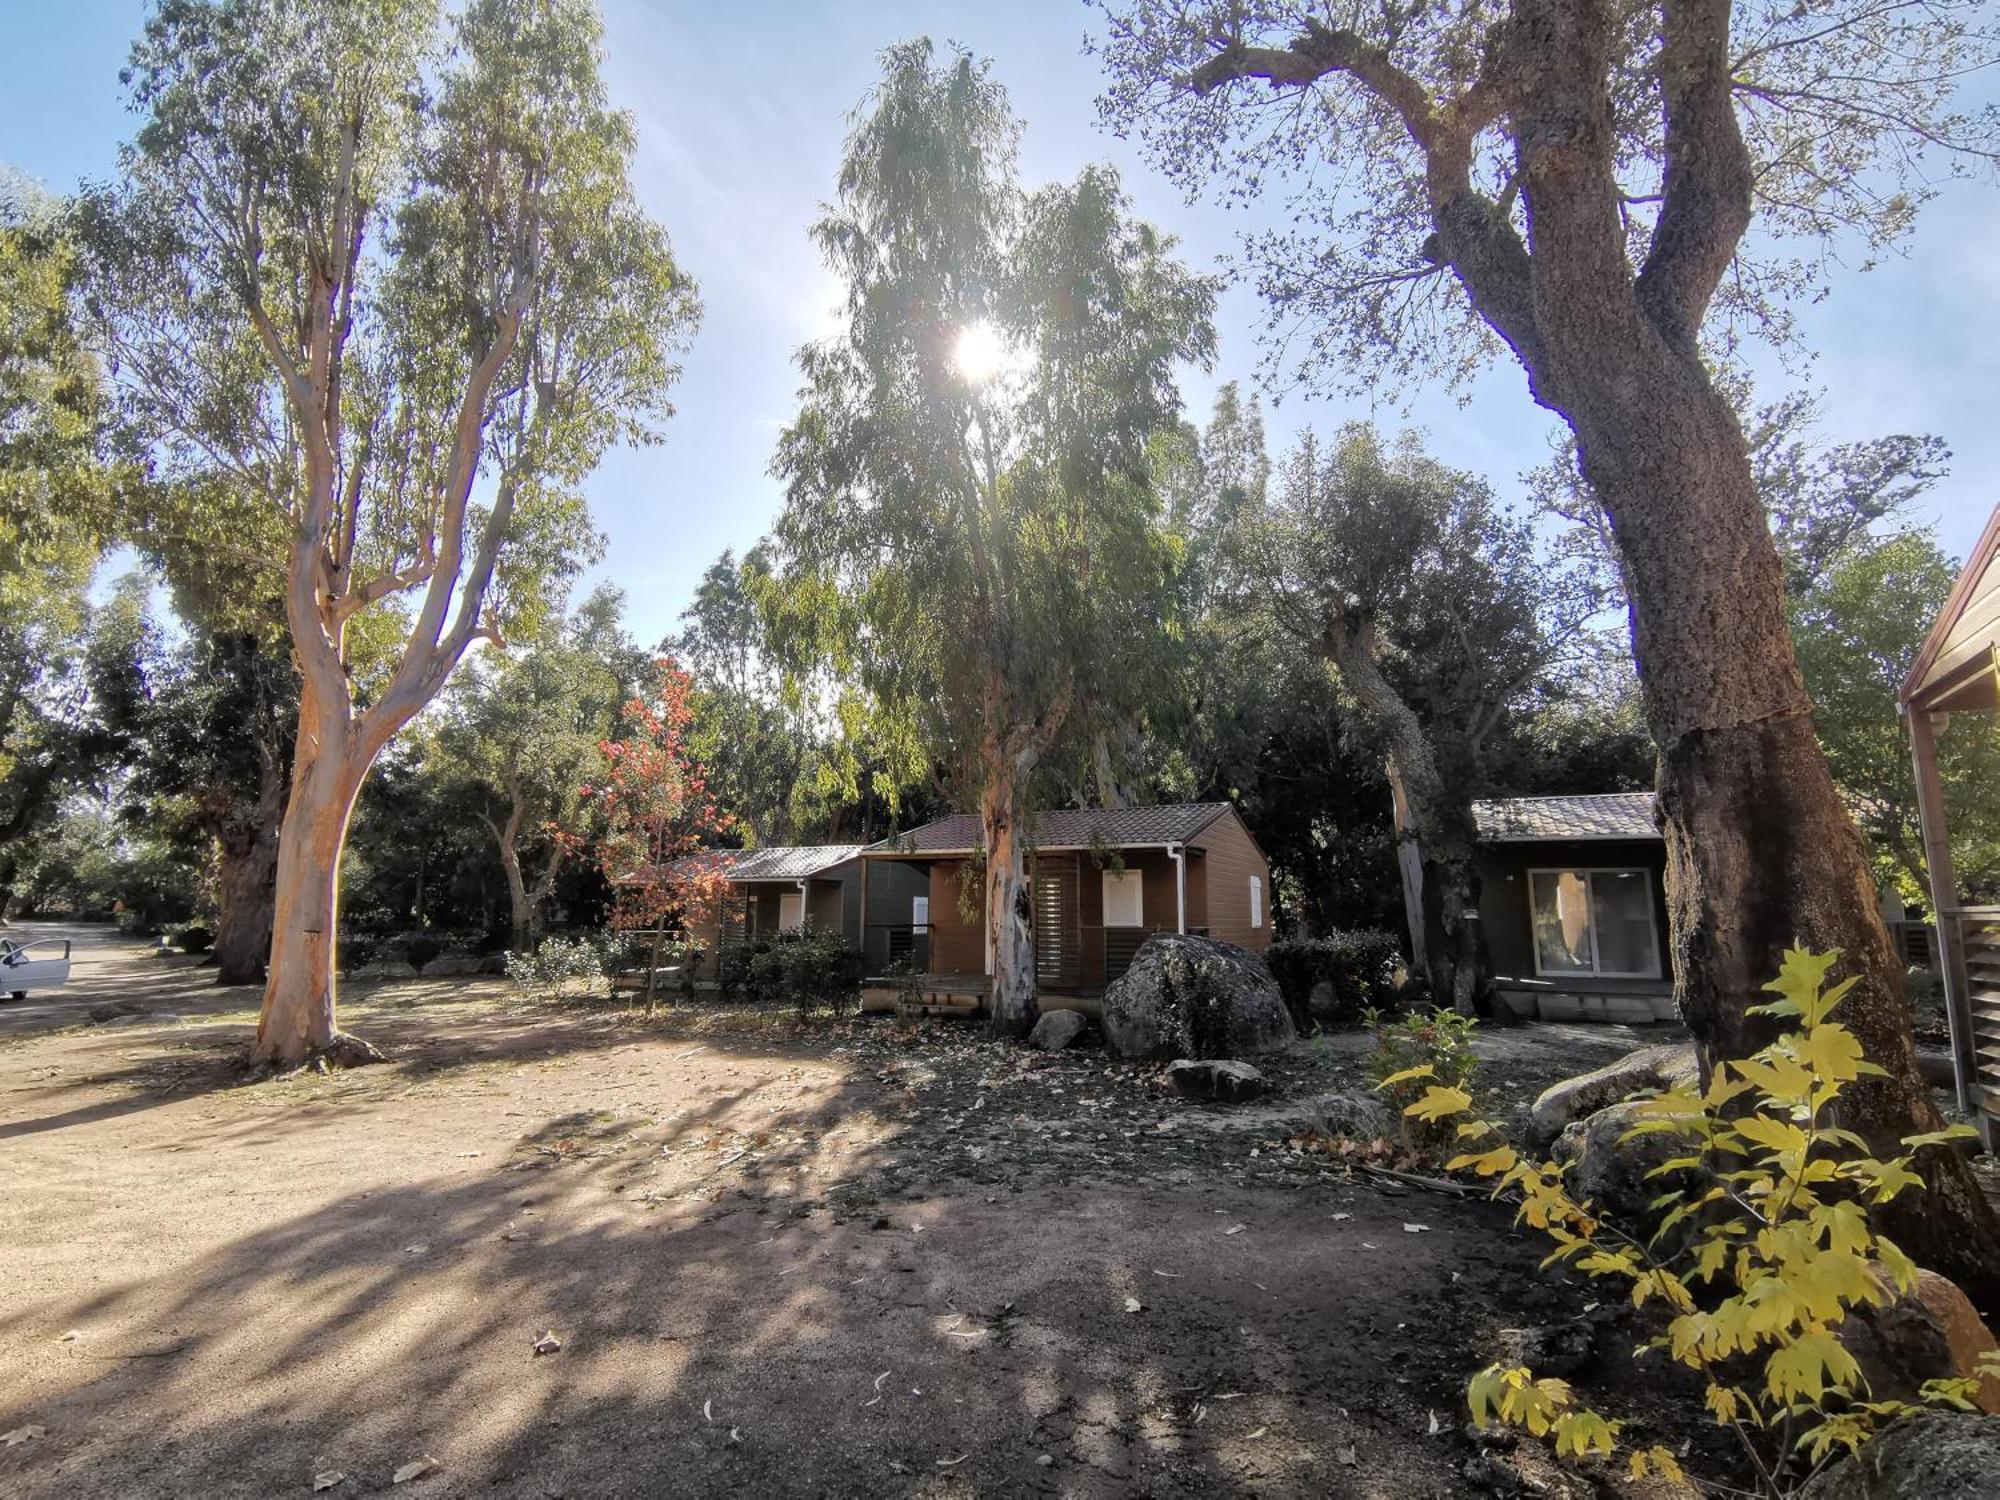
[[312, 1031, 387, 1069]]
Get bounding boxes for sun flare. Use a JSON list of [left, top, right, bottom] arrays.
[[951, 320, 1011, 384]]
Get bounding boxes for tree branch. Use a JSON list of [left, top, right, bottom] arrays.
[[1637, 0, 1755, 350]]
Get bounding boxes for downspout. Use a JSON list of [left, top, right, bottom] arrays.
[[795, 879, 809, 932], [1169, 844, 1187, 935]]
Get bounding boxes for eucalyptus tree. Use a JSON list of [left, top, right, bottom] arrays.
[[771, 41, 1214, 1033], [1096, 0, 2000, 1287], [431, 584, 638, 951], [86, 0, 698, 1065]]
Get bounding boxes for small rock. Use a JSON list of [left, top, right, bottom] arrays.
[[1027, 1008, 1088, 1052], [1164, 1058, 1268, 1104], [1291, 1091, 1393, 1142], [1839, 1270, 2000, 1413], [1036, 1453, 1054, 1467], [391, 1456, 438, 1484], [1493, 1321, 1596, 1380], [1, 1424, 47, 1447], [532, 1331, 562, 1356], [87, 1000, 147, 1023], [312, 1472, 346, 1492]]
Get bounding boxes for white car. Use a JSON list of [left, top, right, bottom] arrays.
[[0, 938, 73, 1000]]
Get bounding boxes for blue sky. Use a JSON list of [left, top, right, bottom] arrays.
[[6, 0, 1990, 648]]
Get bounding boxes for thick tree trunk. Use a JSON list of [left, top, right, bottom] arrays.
[[212, 743, 287, 986], [252, 703, 381, 1070], [1559, 359, 2000, 1308], [494, 797, 532, 953], [212, 829, 278, 985], [981, 745, 1037, 1037], [1331, 621, 1491, 1015]]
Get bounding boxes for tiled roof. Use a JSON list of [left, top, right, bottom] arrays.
[[870, 803, 1233, 855], [1473, 792, 1660, 843], [661, 845, 863, 883]]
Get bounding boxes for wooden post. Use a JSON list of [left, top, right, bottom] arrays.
[[1908, 706, 1976, 1119], [857, 855, 870, 974]]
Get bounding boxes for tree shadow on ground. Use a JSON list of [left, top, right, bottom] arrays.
[[0, 1037, 1550, 1499]]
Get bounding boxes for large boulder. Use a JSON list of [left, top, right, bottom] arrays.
[[1839, 1271, 2000, 1414], [421, 952, 485, 977], [1028, 1008, 1089, 1052], [1164, 1058, 1268, 1103], [1801, 1410, 2000, 1498], [1527, 1043, 1699, 1151], [1550, 1098, 1702, 1226], [1099, 934, 1296, 1063]]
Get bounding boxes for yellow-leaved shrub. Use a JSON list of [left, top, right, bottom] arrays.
[[1380, 947, 1997, 1495]]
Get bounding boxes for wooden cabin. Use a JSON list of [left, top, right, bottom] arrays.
[[1902, 501, 2000, 1147], [1470, 793, 1676, 1024], [676, 845, 866, 975], [858, 802, 1272, 1015]]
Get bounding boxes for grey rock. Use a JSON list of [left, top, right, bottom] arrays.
[[1838, 1270, 2000, 1413], [1550, 1098, 1702, 1227], [1290, 1091, 1393, 1142], [1526, 1042, 1698, 1152], [477, 952, 511, 975], [1493, 1320, 1595, 1379], [1801, 1410, 2000, 1498], [1164, 1058, 1268, 1104], [348, 957, 420, 980], [1028, 1008, 1089, 1052], [1100, 933, 1296, 1062], [421, 952, 484, 977], [88, 1000, 148, 1022]]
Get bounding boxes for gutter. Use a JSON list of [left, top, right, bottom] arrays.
[[1168, 843, 1187, 935]]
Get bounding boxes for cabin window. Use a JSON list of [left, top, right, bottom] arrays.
[[911, 895, 930, 931], [778, 889, 806, 932], [1249, 876, 1264, 929], [1102, 868, 1144, 927], [1528, 868, 1660, 979]]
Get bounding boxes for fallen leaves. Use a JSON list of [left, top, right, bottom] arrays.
[[55, 1329, 80, 1344], [1403, 1223, 1431, 1235], [1123, 1296, 1144, 1314], [1223, 1223, 1246, 1236], [2, 1425, 48, 1447], [312, 1471, 346, 1491], [531, 1331, 562, 1356], [391, 1456, 437, 1484]]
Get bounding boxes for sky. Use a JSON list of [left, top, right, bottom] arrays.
[[5, 0, 1992, 649]]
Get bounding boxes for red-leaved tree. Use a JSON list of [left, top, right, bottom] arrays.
[[573, 661, 734, 1001]]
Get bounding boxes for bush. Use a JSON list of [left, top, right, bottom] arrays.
[[1267, 930, 1403, 1031], [1365, 1004, 1479, 1157], [174, 925, 215, 954], [1412, 947, 1999, 1488], [505, 936, 603, 1004], [717, 924, 863, 1014]]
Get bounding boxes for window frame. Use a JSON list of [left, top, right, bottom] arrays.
[[1249, 875, 1263, 930], [1526, 866, 1661, 980]]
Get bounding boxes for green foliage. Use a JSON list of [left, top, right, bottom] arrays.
[[767, 38, 1215, 860], [505, 936, 603, 1005], [1367, 1006, 1480, 1157], [715, 925, 863, 1016], [1267, 931, 1403, 1031], [1414, 948, 1997, 1492]]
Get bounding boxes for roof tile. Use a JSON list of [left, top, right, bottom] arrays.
[[1472, 792, 1660, 843]]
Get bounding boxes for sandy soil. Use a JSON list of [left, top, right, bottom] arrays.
[[0, 922, 1719, 1498]]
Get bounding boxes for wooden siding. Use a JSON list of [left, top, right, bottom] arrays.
[[927, 859, 985, 976], [1907, 503, 2000, 712], [1191, 808, 1272, 951]]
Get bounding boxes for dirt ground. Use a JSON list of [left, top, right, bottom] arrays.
[[0, 922, 1729, 1498]]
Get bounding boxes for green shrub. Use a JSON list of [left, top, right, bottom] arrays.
[[717, 924, 863, 1014], [1365, 1004, 1479, 1157], [174, 925, 215, 954], [505, 936, 603, 1003], [402, 933, 445, 970], [1268, 930, 1403, 1031]]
